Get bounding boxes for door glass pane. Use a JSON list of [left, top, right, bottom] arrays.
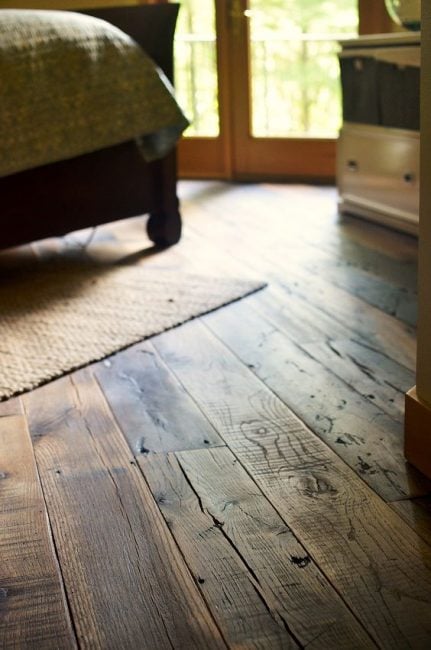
[[174, 0, 219, 137], [249, 0, 358, 138]]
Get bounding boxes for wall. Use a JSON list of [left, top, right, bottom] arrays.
[[416, 0, 431, 405]]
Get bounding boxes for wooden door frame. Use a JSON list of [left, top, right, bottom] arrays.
[[139, 0, 230, 178], [176, 0, 397, 181], [177, 0, 233, 179], [228, 0, 337, 182]]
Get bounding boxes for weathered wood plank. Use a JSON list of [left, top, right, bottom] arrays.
[[302, 337, 415, 421], [276, 273, 416, 371], [209, 181, 418, 266], [185, 181, 418, 309], [186, 209, 418, 376], [259, 184, 418, 271], [185, 193, 417, 370], [294, 253, 417, 327], [203, 300, 428, 500], [95, 341, 223, 453], [141, 447, 375, 648], [151, 320, 431, 648], [139, 451, 299, 649], [210, 204, 418, 325], [23, 372, 226, 650], [246, 284, 358, 345], [184, 185, 417, 355], [0, 414, 76, 648], [3, 180, 426, 648]]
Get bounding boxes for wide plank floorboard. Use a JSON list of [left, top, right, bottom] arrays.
[[0, 414, 76, 648], [151, 321, 431, 648], [94, 340, 224, 453], [1, 181, 430, 648], [140, 447, 375, 649], [22, 371, 225, 650], [202, 299, 427, 500]]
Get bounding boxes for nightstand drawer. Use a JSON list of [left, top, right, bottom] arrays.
[[337, 124, 419, 229]]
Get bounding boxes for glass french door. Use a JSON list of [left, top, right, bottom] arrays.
[[175, 0, 359, 180], [175, 0, 231, 178]]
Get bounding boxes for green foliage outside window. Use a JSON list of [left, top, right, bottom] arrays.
[[175, 0, 219, 136], [250, 0, 358, 136], [175, 0, 358, 138]]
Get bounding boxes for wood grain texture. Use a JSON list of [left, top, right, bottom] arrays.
[[2, 180, 427, 648], [139, 451, 299, 649], [214, 181, 418, 266], [256, 183, 418, 273], [183, 186, 417, 370], [141, 447, 375, 649], [204, 299, 428, 500], [184, 180, 418, 289], [301, 337, 415, 421], [0, 415, 76, 648], [95, 340, 223, 453], [198, 190, 418, 325], [292, 251, 417, 326], [22, 372, 225, 650], [245, 284, 356, 345], [276, 271, 416, 371], [151, 320, 431, 648], [247, 283, 414, 397]]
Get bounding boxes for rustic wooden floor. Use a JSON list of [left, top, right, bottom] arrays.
[[1, 181, 431, 649]]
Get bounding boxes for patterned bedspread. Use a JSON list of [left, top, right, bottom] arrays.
[[0, 9, 189, 177]]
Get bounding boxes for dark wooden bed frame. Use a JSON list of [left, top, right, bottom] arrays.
[[0, 4, 182, 250]]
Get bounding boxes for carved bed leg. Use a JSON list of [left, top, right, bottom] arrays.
[[147, 151, 182, 247], [147, 206, 182, 247]]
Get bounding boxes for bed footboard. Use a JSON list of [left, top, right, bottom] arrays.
[[0, 4, 182, 250]]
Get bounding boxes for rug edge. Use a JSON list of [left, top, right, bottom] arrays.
[[0, 280, 267, 402]]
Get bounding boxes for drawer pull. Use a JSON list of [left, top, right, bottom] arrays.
[[403, 172, 415, 184], [347, 160, 358, 172]]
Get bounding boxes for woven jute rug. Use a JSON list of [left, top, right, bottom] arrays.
[[0, 262, 264, 400]]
